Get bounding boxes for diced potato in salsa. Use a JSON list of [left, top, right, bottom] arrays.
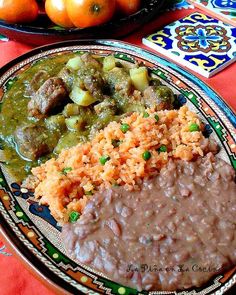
[[0, 52, 175, 180]]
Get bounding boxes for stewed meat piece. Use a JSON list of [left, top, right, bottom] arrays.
[[28, 77, 68, 118], [58, 67, 74, 92], [143, 85, 174, 110], [80, 52, 102, 71], [25, 70, 50, 97], [77, 54, 104, 101], [94, 97, 117, 116], [14, 124, 50, 160], [105, 67, 132, 97]]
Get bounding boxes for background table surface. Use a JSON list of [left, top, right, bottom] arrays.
[[0, 5, 235, 295]]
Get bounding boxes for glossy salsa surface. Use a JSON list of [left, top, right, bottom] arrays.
[[0, 52, 174, 181]]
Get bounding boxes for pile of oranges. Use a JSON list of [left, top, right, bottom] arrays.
[[0, 0, 141, 28]]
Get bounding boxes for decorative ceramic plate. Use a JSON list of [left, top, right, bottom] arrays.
[[0, 0, 165, 46], [0, 40, 235, 295]]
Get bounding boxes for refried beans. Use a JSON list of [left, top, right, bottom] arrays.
[[62, 153, 236, 291]]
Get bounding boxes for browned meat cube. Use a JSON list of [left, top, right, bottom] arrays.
[[81, 71, 104, 100], [80, 53, 102, 71], [143, 86, 174, 110], [76, 54, 104, 101], [58, 67, 74, 92], [94, 97, 117, 116], [105, 67, 132, 97], [14, 124, 50, 160], [28, 77, 68, 118], [25, 70, 50, 97]]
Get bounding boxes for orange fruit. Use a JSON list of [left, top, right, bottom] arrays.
[[0, 0, 39, 24]]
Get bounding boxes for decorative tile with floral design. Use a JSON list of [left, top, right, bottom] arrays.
[[142, 12, 236, 77], [187, 0, 236, 26], [167, 0, 194, 11]]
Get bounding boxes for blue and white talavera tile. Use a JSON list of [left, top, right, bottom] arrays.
[[167, 0, 193, 11], [143, 12, 236, 77], [187, 0, 236, 26]]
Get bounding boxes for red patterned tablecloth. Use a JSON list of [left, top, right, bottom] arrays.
[[0, 5, 235, 295]]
